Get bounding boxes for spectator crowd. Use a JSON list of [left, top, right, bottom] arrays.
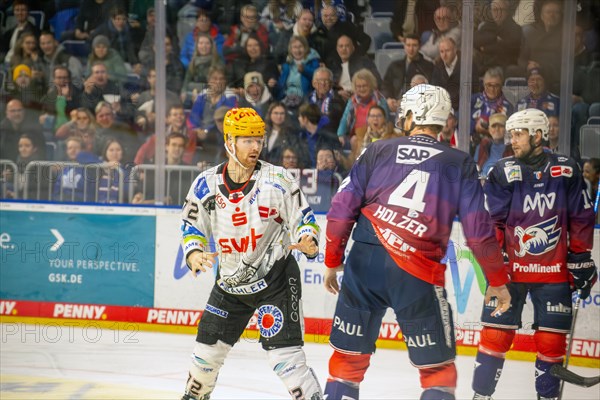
[[0, 0, 598, 209]]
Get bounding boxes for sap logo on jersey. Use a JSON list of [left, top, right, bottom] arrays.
[[396, 145, 442, 165], [257, 304, 284, 338], [523, 192, 556, 217], [514, 216, 561, 257]]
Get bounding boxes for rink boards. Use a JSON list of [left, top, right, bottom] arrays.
[[1, 201, 599, 367]]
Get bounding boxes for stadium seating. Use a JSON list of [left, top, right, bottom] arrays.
[[580, 124, 600, 159], [374, 42, 405, 78], [503, 77, 528, 107], [363, 12, 392, 54]]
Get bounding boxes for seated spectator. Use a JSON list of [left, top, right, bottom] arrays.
[[40, 66, 84, 133], [239, 72, 272, 118], [94, 101, 140, 164], [180, 9, 225, 69], [420, 5, 461, 62], [4, 133, 46, 199], [297, 103, 340, 168], [9, 32, 43, 72], [261, 0, 302, 50], [0, 99, 46, 161], [132, 132, 195, 205], [308, 66, 345, 132], [139, 8, 180, 67], [473, 113, 514, 178], [280, 145, 306, 170], [74, 0, 116, 41], [382, 33, 434, 110], [52, 136, 102, 202], [0, 0, 40, 64], [470, 66, 513, 148], [4, 64, 45, 113], [39, 31, 84, 86], [512, 0, 563, 92], [92, 6, 141, 74], [473, 0, 522, 73], [516, 67, 559, 117], [310, 146, 343, 212], [81, 61, 133, 121], [263, 101, 303, 165], [181, 33, 224, 107], [272, 8, 318, 64], [337, 68, 389, 147], [276, 35, 320, 105], [582, 158, 599, 208], [547, 115, 560, 153], [96, 138, 130, 204], [314, 5, 370, 61], [188, 66, 238, 140], [140, 35, 185, 94], [223, 4, 269, 64], [432, 37, 478, 112], [134, 67, 181, 134], [228, 33, 279, 94], [327, 34, 381, 102], [87, 35, 128, 84], [347, 104, 397, 167], [438, 109, 459, 148], [134, 104, 196, 166], [55, 107, 99, 154]]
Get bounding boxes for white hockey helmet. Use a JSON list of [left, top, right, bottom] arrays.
[[505, 108, 549, 141], [396, 84, 452, 130]]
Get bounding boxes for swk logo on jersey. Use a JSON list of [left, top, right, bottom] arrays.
[[514, 216, 561, 257], [523, 192, 556, 217], [395, 145, 442, 165]]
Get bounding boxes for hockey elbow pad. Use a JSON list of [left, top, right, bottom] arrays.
[[567, 252, 598, 300]]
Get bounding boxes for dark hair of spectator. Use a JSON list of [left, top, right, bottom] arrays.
[[12, 0, 29, 10], [265, 101, 291, 131], [368, 105, 386, 117], [586, 158, 600, 174], [53, 65, 71, 80], [102, 138, 122, 161], [299, 103, 321, 125], [245, 32, 266, 56], [166, 132, 188, 146], [405, 33, 420, 42], [110, 6, 128, 19]]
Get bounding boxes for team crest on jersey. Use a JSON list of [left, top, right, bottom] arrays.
[[229, 191, 245, 202], [550, 165, 573, 178], [514, 216, 561, 257], [194, 177, 210, 198], [504, 165, 522, 182], [257, 305, 284, 338], [533, 171, 543, 180]]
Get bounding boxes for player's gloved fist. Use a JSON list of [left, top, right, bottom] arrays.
[[567, 252, 598, 300]]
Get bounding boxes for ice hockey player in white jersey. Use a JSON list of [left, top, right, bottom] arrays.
[[180, 107, 323, 399]]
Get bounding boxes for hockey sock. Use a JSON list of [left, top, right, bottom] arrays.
[[324, 378, 359, 400], [472, 352, 505, 396], [535, 358, 561, 399], [420, 388, 455, 400]]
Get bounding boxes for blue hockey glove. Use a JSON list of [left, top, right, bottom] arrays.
[[567, 252, 598, 300]]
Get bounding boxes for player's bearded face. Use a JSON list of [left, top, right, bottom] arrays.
[[234, 136, 264, 167], [510, 128, 534, 159]]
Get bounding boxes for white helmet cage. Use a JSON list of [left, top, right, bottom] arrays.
[[396, 84, 452, 131], [505, 108, 549, 141]]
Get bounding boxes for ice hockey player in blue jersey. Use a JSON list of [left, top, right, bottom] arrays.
[[180, 108, 323, 399], [323, 84, 512, 400], [471, 109, 597, 400]]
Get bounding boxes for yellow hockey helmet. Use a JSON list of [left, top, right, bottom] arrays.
[[223, 107, 265, 142]]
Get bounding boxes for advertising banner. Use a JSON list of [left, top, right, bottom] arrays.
[[0, 203, 156, 307]]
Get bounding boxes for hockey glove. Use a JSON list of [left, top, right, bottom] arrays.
[[567, 252, 598, 300]]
